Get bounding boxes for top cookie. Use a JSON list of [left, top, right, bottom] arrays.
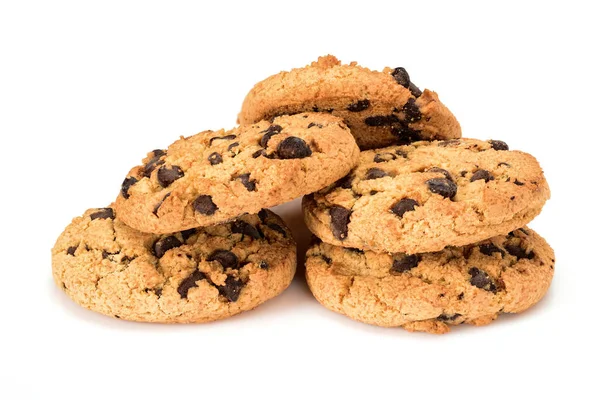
[[238, 55, 461, 150], [303, 139, 550, 254], [115, 113, 360, 234]]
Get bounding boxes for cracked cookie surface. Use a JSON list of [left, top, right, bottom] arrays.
[[115, 112, 359, 234], [303, 138, 550, 254], [238, 55, 461, 150], [52, 207, 296, 323], [306, 228, 554, 334]]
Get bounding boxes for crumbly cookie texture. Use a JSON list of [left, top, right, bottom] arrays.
[[306, 228, 554, 334], [303, 139, 550, 254], [52, 207, 296, 323], [115, 112, 360, 234], [238, 55, 461, 150]]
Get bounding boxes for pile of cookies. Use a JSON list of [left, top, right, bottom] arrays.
[[52, 55, 553, 333]]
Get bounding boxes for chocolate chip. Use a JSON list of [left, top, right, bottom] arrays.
[[208, 250, 239, 269], [514, 179, 524, 186], [402, 98, 421, 122], [374, 153, 397, 163], [395, 149, 408, 158], [329, 206, 351, 240], [154, 288, 162, 298], [90, 208, 115, 220], [471, 169, 494, 183], [66, 246, 77, 256], [193, 195, 218, 215], [177, 270, 207, 298], [231, 220, 262, 240], [218, 275, 243, 302], [143, 150, 166, 177], [426, 178, 457, 199], [260, 125, 282, 148], [391, 67, 410, 87], [498, 162, 511, 168], [259, 261, 268, 269], [252, 149, 267, 158], [236, 173, 257, 191], [391, 255, 420, 273], [321, 255, 332, 264], [312, 106, 333, 113], [489, 140, 509, 151], [346, 247, 364, 254], [277, 137, 312, 159], [438, 139, 461, 147], [153, 193, 171, 216], [519, 228, 529, 235], [347, 99, 370, 112], [364, 115, 400, 126], [469, 267, 497, 292], [153, 235, 182, 258], [267, 223, 287, 237], [180, 228, 197, 241], [208, 152, 223, 165], [390, 198, 419, 218], [209, 134, 236, 145], [307, 122, 323, 128], [365, 168, 389, 180], [505, 244, 534, 260], [102, 250, 116, 259], [157, 165, 184, 188], [479, 243, 506, 257], [258, 208, 269, 223], [437, 313, 462, 322], [336, 174, 354, 189], [408, 82, 422, 98], [226, 142, 239, 152], [121, 177, 138, 199], [457, 293, 464, 300], [426, 167, 453, 181]]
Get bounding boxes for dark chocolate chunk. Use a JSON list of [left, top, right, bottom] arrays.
[[231, 220, 262, 240], [468, 267, 497, 292], [267, 223, 287, 237], [252, 149, 267, 158], [276, 137, 312, 159], [143, 150, 166, 177], [391, 255, 420, 273], [498, 162, 511, 168], [260, 125, 282, 148], [346, 247, 364, 254], [426, 178, 457, 199], [208, 250, 239, 269], [426, 167, 453, 181], [329, 206, 352, 240], [365, 168, 389, 180], [374, 153, 396, 163], [489, 140, 509, 151], [66, 246, 77, 256], [90, 208, 115, 220], [193, 195, 218, 215], [391, 67, 410, 87], [153, 193, 171, 216], [154, 288, 162, 298], [177, 270, 207, 298], [347, 99, 370, 112], [258, 208, 269, 223], [408, 82, 422, 98], [121, 176, 138, 199], [437, 313, 462, 322], [336, 174, 354, 189], [157, 165, 184, 188], [391, 124, 422, 144], [218, 275, 244, 302], [209, 134, 236, 145], [321, 255, 332, 264], [236, 173, 257, 192], [307, 122, 323, 129], [457, 293, 465, 300], [471, 169, 494, 183], [395, 149, 408, 158], [208, 152, 223, 165], [479, 243, 506, 257], [259, 261, 269, 269], [101, 250, 115, 259], [390, 198, 419, 218], [505, 244, 535, 260], [364, 115, 400, 126], [227, 142, 239, 152], [180, 228, 197, 241], [402, 98, 421, 122], [514, 179, 525, 186], [153, 235, 182, 258]]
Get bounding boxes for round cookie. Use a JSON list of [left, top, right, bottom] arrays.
[[238, 55, 461, 150], [306, 228, 554, 334], [303, 138, 550, 254], [52, 206, 296, 323], [115, 112, 359, 234]]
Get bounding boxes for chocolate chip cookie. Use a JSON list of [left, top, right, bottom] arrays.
[[306, 228, 554, 334], [115, 112, 360, 234], [52, 206, 296, 323], [303, 139, 550, 254], [238, 55, 461, 150]]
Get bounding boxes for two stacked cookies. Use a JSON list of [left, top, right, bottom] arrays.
[[52, 113, 360, 322], [240, 55, 554, 333]]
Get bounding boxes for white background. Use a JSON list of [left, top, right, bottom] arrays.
[[1, 1, 598, 399]]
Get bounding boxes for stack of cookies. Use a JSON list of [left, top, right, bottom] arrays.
[[240, 55, 554, 333], [53, 55, 553, 333]]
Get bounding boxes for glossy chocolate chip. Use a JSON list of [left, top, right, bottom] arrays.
[[260, 125, 282, 148], [489, 140, 509, 151], [408, 82, 422, 97], [426, 167, 453, 181], [180, 228, 197, 241], [277, 137, 312, 159], [157, 165, 184, 188], [437, 313, 462, 322], [391, 255, 419, 273], [218, 275, 243, 302], [209, 134, 236, 145], [402, 98, 421, 122], [307, 122, 323, 128], [90, 208, 115, 220], [143, 150, 166, 177], [365, 168, 389, 180], [153, 235, 182, 258], [66, 246, 77, 256], [347, 99, 370, 112], [471, 169, 494, 183], [121, 177, 138, 199], [426, 178, 457, 199], [479, 243, 506, 257], [231, 220, 262, 240], [177, 270, 207, 299], [391, 67, 410, 87], [208, 250, 239, 269], [364, 115, 400, 126], [153, 193, 171, 216], [208, 152, 223, 165], [329, 206, 352, 240], [267, 223, 287, 237], [252, 149, 267, 158], [390, 198, 419, 218], [374, 153, 397, 163], [193, 195, 218, 215], [236, 173, 257, 191], [259, 261, 269, 269], [505, 244, 535, 260], [468, 267, 497, 292]]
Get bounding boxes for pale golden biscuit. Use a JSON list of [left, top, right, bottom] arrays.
[[52, 207, 296, 323], [306, 228, 554, 334], [115, 112, 359, 234], [238, 55, 461, 149], [303, 139, 550, 254]]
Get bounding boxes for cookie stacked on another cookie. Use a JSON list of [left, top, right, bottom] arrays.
[[52, 113, 361, 322]]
